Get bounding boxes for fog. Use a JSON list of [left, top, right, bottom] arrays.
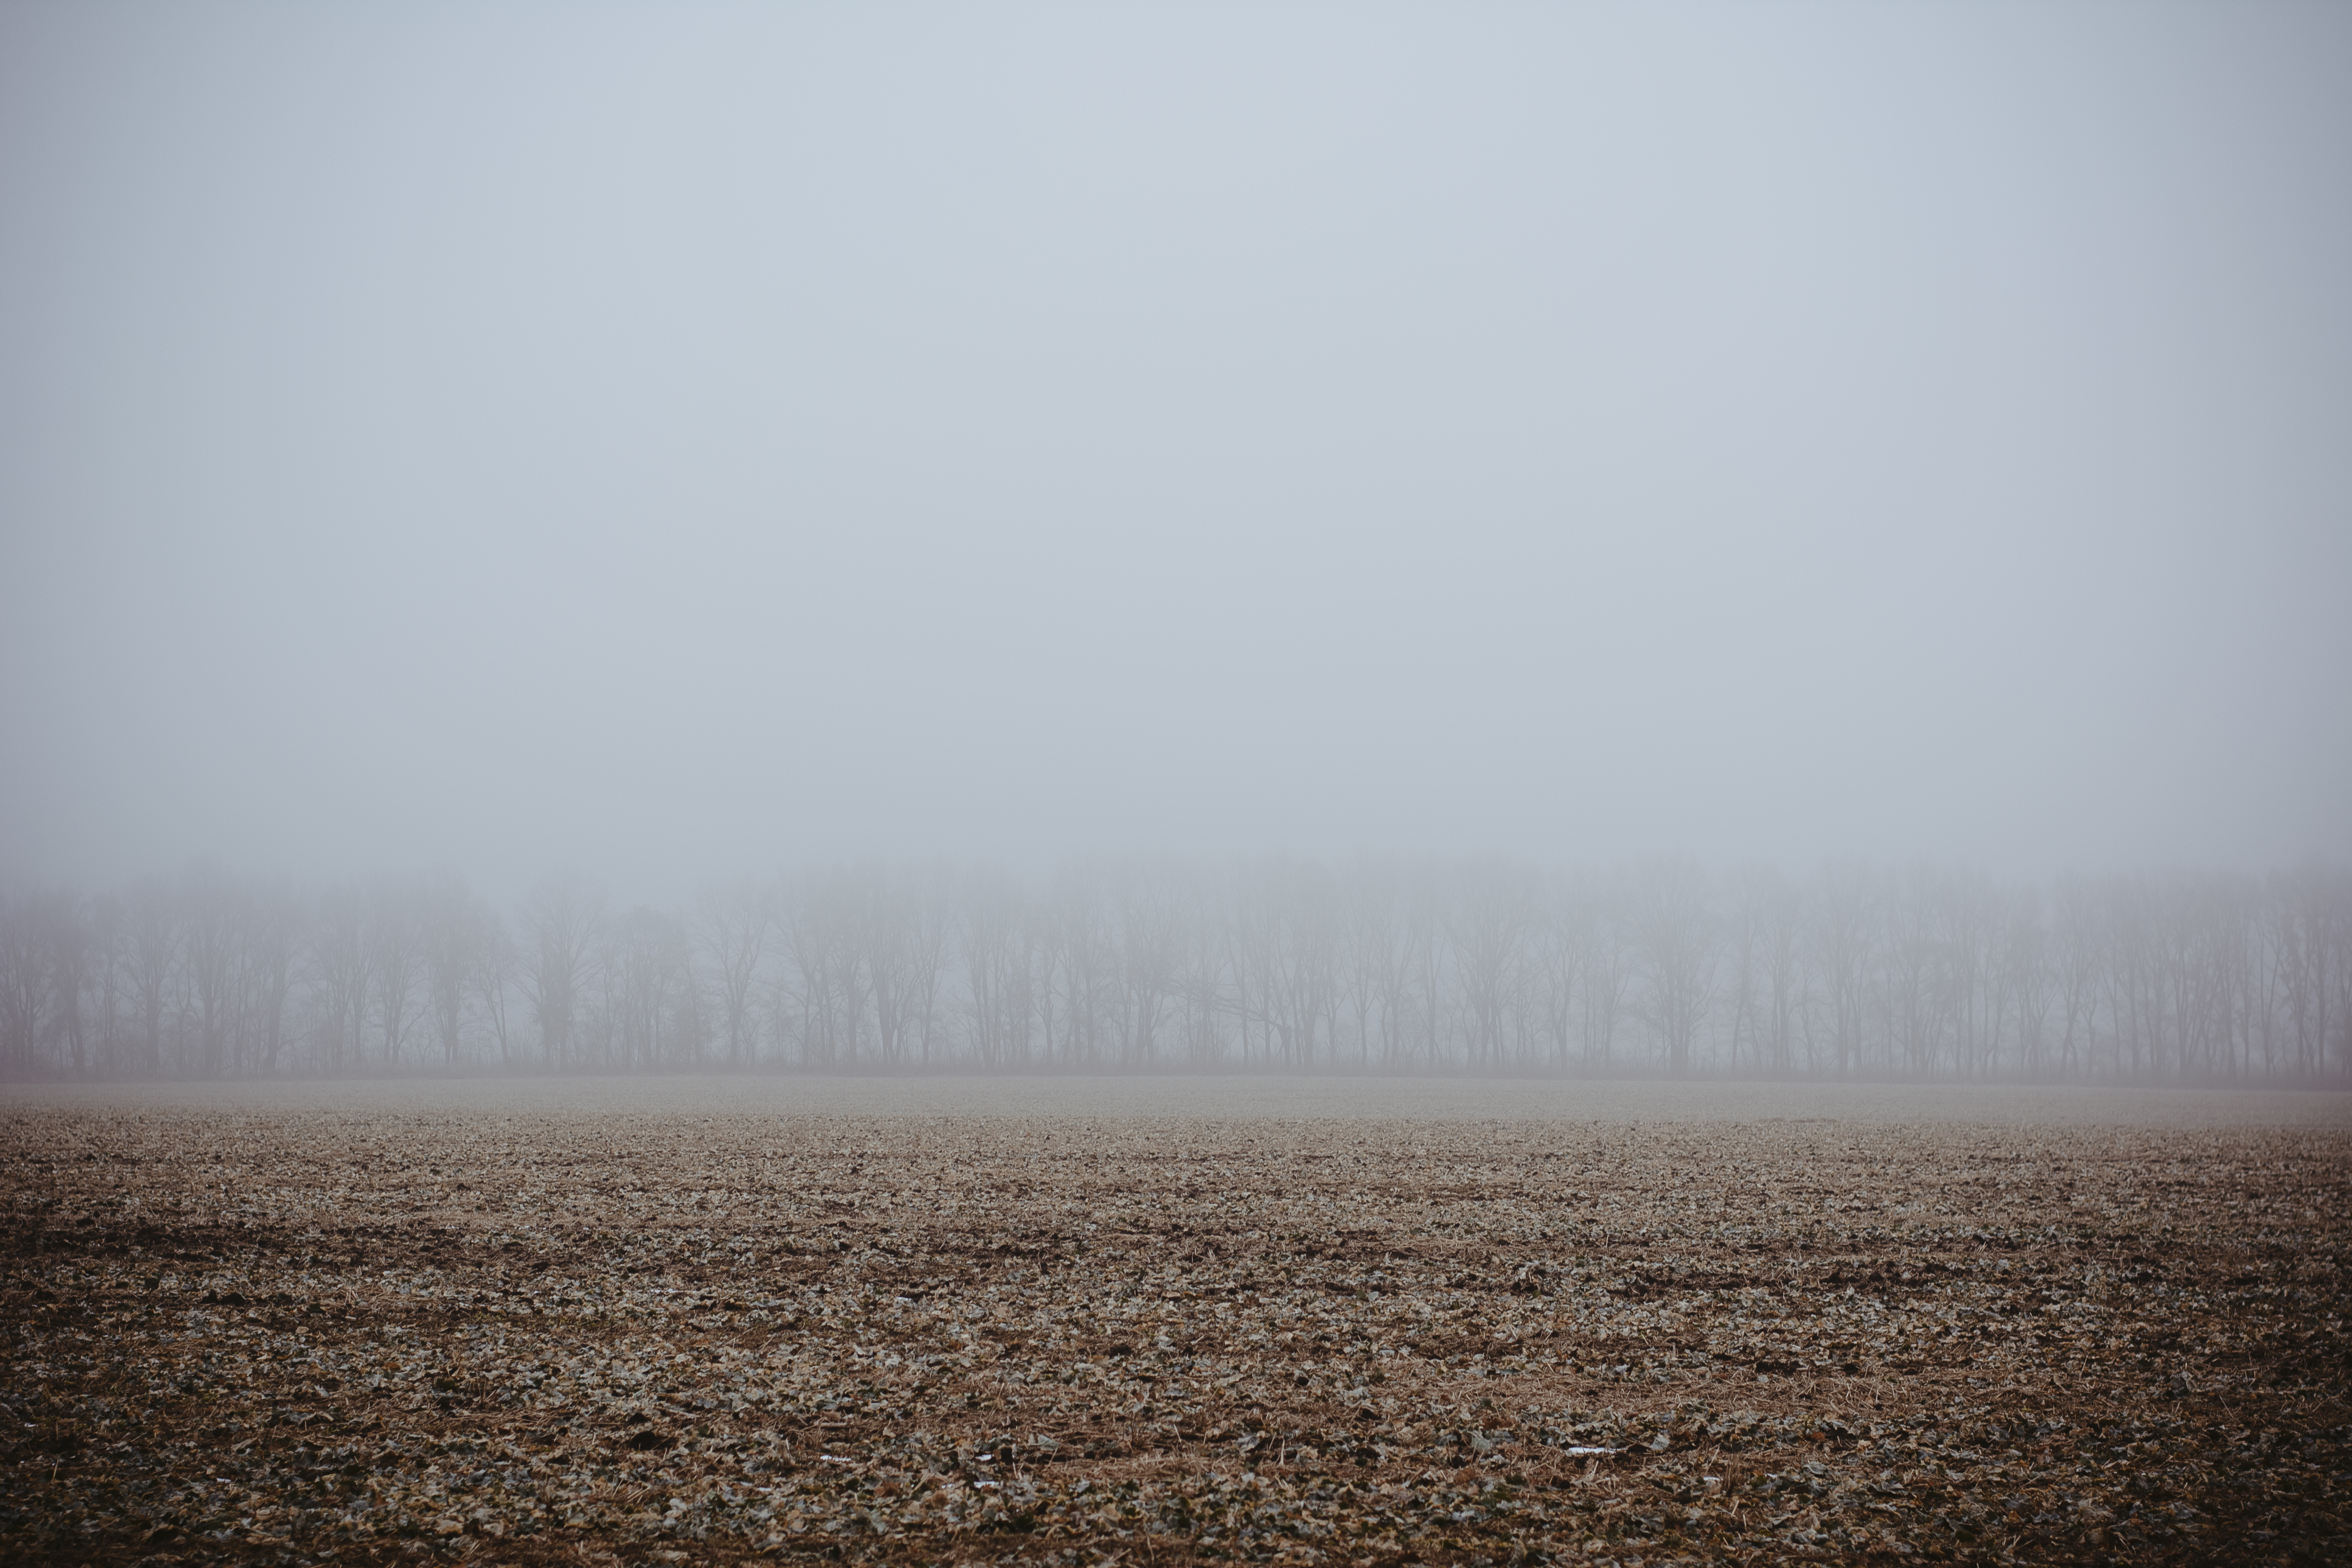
[[4, 2, 2349, 906]]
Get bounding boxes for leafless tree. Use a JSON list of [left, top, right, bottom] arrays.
[[1176, 896, 1229, 1068], [1879, 865, 1949, 1077], [905, 868, 954, 1069], [181, 865, 244, 1077], [1556, 869, 1634, 1069], [1811, 863, 1876, 1078], [961, 867, 1030, 1071], [521, 872, 603, 1069], [421, 871, 494, 1069], [0, 891, 43, 1074], [123, 877, 178, 1075], [12, 853, 2349, 1083], [1114, 867, 1185, 1069], [1262, 861, 1342, 1070], [243, 879, 299, 1075], [1722, 866, 1778, 1074], [780, 870, 867, 1069], [2001, 886, 2052, 1077], [310, 884, 373, 1073], [1940, 869, 2004, 1080], [474, 908, 517, 1066], [600, 904, 697, 1069], [1633, 857, 1716, 1075], [2276, 861, 2351, 1078], [1050, 867, 1115, 1070], [1750, 867, 1807, 1074], [1450, 859, 1534, 1072], [1220, 871, 1274, 1069], [0, 890, 96, 1077], [858, 867, 927, 1071], [693, 879, 771, 1067], [1351, 864, 1429, 1071], [370, 880, 426, 1069], [2050, 876, 2103, 1078]]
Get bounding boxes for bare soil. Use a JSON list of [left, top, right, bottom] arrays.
[[4, 1081, 2348, 1564]]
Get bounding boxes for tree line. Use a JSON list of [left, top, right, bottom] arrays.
[[1, 857, 2346, 1082]]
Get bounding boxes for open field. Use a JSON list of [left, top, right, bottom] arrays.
[[4, 1081, 2349, 1565]]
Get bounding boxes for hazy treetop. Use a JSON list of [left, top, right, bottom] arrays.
[[3, 2, 2347, 902]]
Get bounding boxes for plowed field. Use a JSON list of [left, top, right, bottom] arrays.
[[4, 1081, 2348, 1564]]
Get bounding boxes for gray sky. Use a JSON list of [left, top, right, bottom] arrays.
[[4, 2, 2347, 903]]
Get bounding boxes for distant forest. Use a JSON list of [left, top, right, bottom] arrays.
[[2, 858, 2347, 1083]]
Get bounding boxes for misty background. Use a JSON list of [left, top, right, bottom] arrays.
[[4, 2, 2349, 906], [4, 855, 2348, 1081]]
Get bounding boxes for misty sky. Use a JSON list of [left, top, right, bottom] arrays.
[[3, 2, 2347, 903]]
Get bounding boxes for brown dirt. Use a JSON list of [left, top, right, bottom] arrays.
[[4, 1088, 2348, 1564]]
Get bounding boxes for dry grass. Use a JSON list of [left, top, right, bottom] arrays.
[[3, 1081, 2348, 1564]]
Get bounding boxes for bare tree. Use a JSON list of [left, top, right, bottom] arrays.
[[780, 871, 866, 1069], [1450, 860, 1535, 1072], [601, 904, 697, 1069], [1940, 869, 2004, 1080], [1633, 857, 1716, 1075], [181, 865, 243, 1077], [2277, 861, 2351, 1079], [243, 880, 300, 1074], [0, 889, 96, 1078], [474, 907, 517, 1066], [693, 879, 771, 1067], [1751, 867, 1807, 1075], [1880, 865, 1949, 1077], [906, 868, 953, 1069], [1259, 861, 1342, 1071], [1176, 896, 1229, 1068], [962, 868, 1027, 1071], [521, 873, 604, 1069], [1220, 871, 1274, 1069], [1114, 867, 1185, 1069], [124, 877, 178, 1075], [860, 869, 918, 1071], [310, 884, 373, 1074], [421, 872, 493, 1069], [1562, 869, 1635, 1069], [1351, 864, 1427, 1071], [2051, 876, 2103, 1078], [371, 880, 425, 1069], [1722, 866, 1778, 1074], [13, 853, 2346, 1084], [0, 891, 44, 1074], [1342, 863, 1403, 1069], [1051, 868, 1114, 1070], [1811, 863, 1876, 1078], [2002, 886, 2052, 1078]]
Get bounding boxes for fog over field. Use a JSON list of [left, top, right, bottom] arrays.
[[2, 5, 2349, 1082], [6, 1075, 2349, 1129], [5, 855, 2351, 1082]]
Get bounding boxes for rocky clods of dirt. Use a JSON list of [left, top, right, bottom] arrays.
[[2, 1108, 2347, 1563]]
